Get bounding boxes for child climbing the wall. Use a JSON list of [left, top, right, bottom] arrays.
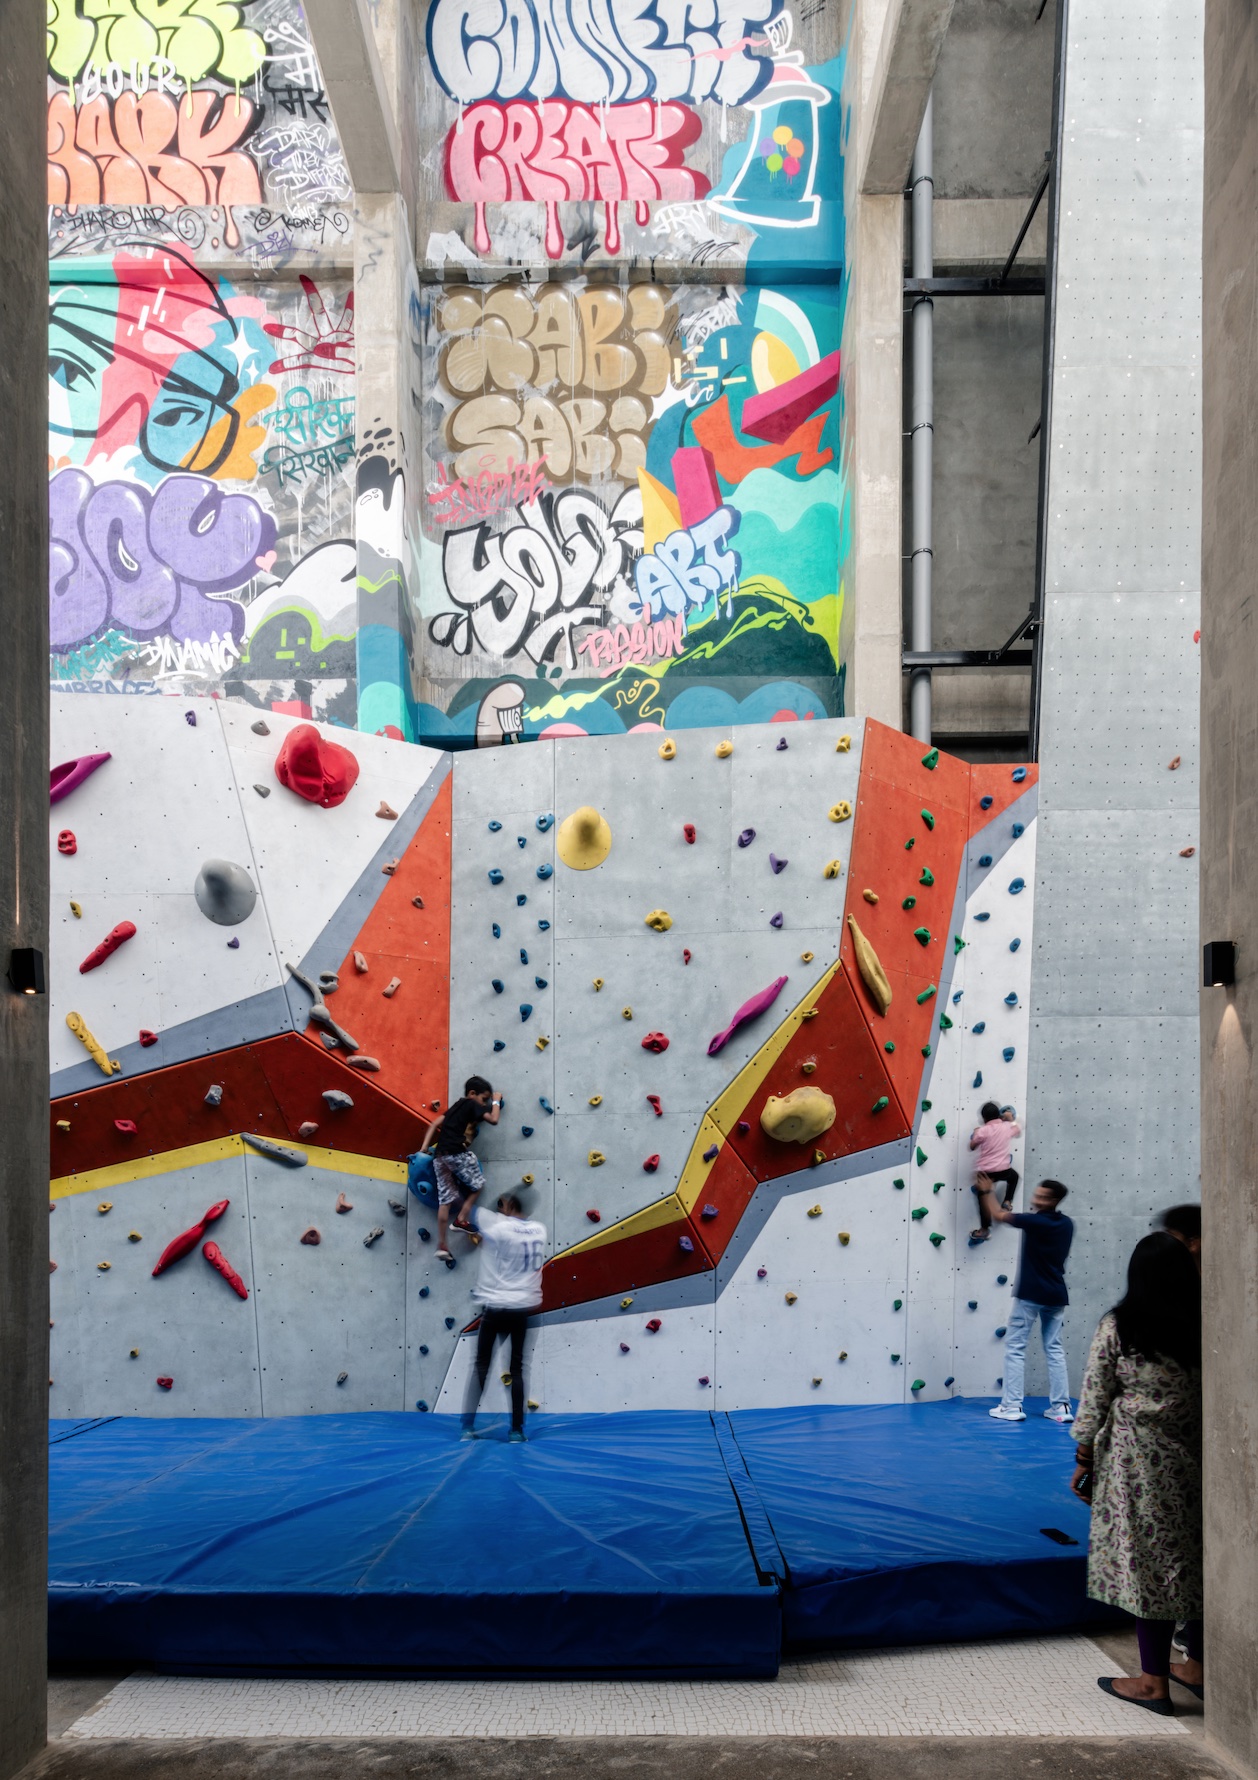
[[968, 1100, 1022, 1243], [462, 1191, 547, 1443], [421, 1075, 502, 1263]]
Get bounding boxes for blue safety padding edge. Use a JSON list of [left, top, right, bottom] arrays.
[[710, 1413, 787, 1584]]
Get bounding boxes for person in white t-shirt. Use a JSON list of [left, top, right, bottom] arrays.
[[461, 1193, 547, 1443]]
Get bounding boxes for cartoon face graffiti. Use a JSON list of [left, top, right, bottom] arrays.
[[49, 243, 266, 480]]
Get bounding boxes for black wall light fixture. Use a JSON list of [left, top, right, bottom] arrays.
[[7, 948, 46, 996], [1204, 941, 1236, 988]]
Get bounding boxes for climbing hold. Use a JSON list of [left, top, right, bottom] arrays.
[[847, 915, 892, 1015], [801, 1061, 816, 1075], [911, 1379, 926, 1393], [352, 951, 369, 975], [919, 867, 934, 886], [539, 1097, 554, 1114], [921, 1044, 932, 1057], [836, 734, 851, 752], [335, 1192, 353, 1214], [114, 1118, 137, 1136], [916, 985, 937, 1005], [891, 1355, 901, 1364], [913, 927, 931, 947], [893, 1298, 903, 1311], [703, 1143, 719, 1163], [760, 1087, 836, 1145], [972, 1071, 984, 1089], [557, 805, 613, 871], [940, 1013, 953, 1031], [1003, 1046, 1016, 1061], [589, 1095, 603, 1107], [973, 1020, 986, 1034], [588, 1151, 605, 1167], [1012, 822, 1025, 838], [916, 1145, 928, 1165], [683, 823, 696, 844], [757, 1267, 767, 1279], [97, 1201, 112, 1215], [388, 1199, 406, 1217], [921, 809, 935, 830], [521, 1173, 535, 1187], [921, 747, 939, 770], [157, 1377, 173, 1390], [55, 1120, 71, 1135], [253, 783, 272, 800], [929, 1233, 946, 1247], [79, 921, 136, 975], [50, 751, 112, 804], [536, 864, 553, 880], [715, 739, 733, 758], [769, 912, 784, 929], [592, 978, 603, 992], [770, 853, 788, 874], [152, 1200, 230, 1277], [977, 853, 994, 869], [737, 828, 756, 848], [829, 802, 852, 822], [643, 1155, 660, 1173], [893, 1178, 906, 1191], [935, 1119, 946, 1137], [644, 909, 673, 933], [922, 1099, 932, 1111], [683, 948, 691, 964], [995, 1325, 1007, 1338], [520, 1004, 533, 1022], [812, 1149, 825, 1166], [1012, 767, 1027, 783], [538, 920, 550, 931], [204, 1084, 223, 1108], [975, 912, 990, 922], [622, 1007, 633, 1021], [274, 724, 359, 808], [1009, 877, 1025, 894], [1003, 992, 1019, 1007], [785, 1292, 798, 1305], [322, 1090, 354, 1111], [337, 1373, 349, 1386], [517, 836, 527, 850], [621, 1297, 634, 1309], [944, 1376, 955, 1389], [801, 1008, 818, 1021], [996, 1273, 1009, 1286], [812, 1377, 822, 1388], [646, 1318, 662, 1333], [902, 896, 917, 910], [701, 1205, 718, 1220], [905, 838, 915, 850], [979, 794, 994, 812], [375, 800, 399, 823], [1180, 846, 1197, 858], [954, 936, 968, 957], [646, 1094, 662, 1116], [775, 735, 789, 751], [707, 975, 788, 1054], [585, 1209, 601, 1224], [363, 1227, 384, 1247], [952, 991, 963, 1005], [491, 979, 504, 995], [57, 829, 76, 855], [1169, 756, 1182, 771], [800, 951, 814, 963], [620, 1343, 630, 1354], [872, 1096, 889, 1114], [492, 1039, 505, 1052], [534, 976, 548, 990], [203, 1240, 248, 1298], [659, 738, 676, 760], [69, 901, 81, 918], [860, 887, 877, 904], [184, 710, 198, 727], [488, 869, 504, 885], [911, 1207, 928, 1221], [226, 937, 241, 950], [736, 1120, 750, 1136], [1009, 938, 1021, 953]]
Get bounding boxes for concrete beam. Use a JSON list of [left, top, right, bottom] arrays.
[[303, 0, 401, 194], [860, 0, 956, 194]]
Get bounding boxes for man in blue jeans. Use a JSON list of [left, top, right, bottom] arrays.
[[978, 1176, 1074, 1424]]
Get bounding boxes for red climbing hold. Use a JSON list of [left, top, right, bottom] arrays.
[[646, 1094, 662, 1116], [79, 921, 137, 974], [156, 1377, 173, 1390], [1193, 629, 1201, 643], [300, 1227, 321, 1245], [683, 824, 696, 844], [274, 723, 360, 808], [641, 1032, 670, 1053], [113, 1118, 137, 1136], [152, 1199, 229, 1277], [683, 949, 691, 964], [202, 1241, 248, 1300], [586, 1209, 602, 1222], [643, 1155, 660, 1173], [138, 1029, 158, 1047], [57, 830, 76, 855], [645, 1318, 662, 1332]]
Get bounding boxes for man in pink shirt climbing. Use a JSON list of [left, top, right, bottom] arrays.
[[968, 1101, 1022, 1243]]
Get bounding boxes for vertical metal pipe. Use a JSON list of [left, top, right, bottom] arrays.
[[909, 95, 934, 744]]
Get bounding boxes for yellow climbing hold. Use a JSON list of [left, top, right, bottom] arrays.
[[527, 1399, 539, 1411], [801, 1060, 816, 1075], [829, 801, 853, 822], [800, 950, 815, 963], [128, 1231, 141, 1242], [644, 909, 673, 933], [801, 1008, 818, 1020], [500, 1372, 512, 1386], [55, 1119, 70, 1132], [621, 1297, 634, 1309], [862, 888, 879, 903], [557, 805, 613, 870], [69, 900, 82, 918], [823, 860, 843, 879], [535, 1036, 549, 1050], [839, 1349, 848, 1360], [96, 1261, 111, 1271], [521, 1173, 535, 1185], [66, 1011, 121, 1076], [812, 1377, 822, 1387], [658, 738, 676, 760], [812, 1149, 825, 1165], [785, 1292, 798, 1305], [588, 1094, 603, 1106], [588, 1150, 605, 1167], [847, 914, 893, 1016], [593, 978, 604, 991], [838, 1232, 851, 1246], [622, 1006, 633, 1020], [130, 1348, 139, 1358], [836, 735, 851, 752], [715, 739, 734, 758], [761, 1087, 837, 1144], [807, 1205, 822, 1218], [97, 1202, 112, 1215]]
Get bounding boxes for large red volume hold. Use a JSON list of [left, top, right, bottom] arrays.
[[79, 921, 136, 974], [152, 1200, 229, 1277], [274, 723, 360, 808], [202, 1240, 248, 1299]]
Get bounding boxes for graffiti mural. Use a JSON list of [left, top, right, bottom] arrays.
[[416, 277, 849, 744]]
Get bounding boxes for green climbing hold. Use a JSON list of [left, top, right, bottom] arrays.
[[922, 1099, 932, 1110], [921, 748, 939, 770], [911, 1378, 926, 1391], [872, 1095, 889, 1113], [921, 1044, 932, 1057], [954, 935, 967, 955], [905, 837, 916, 850], [902, 895, 917, 910], [893, 1298, 903, 1311], [935, 1119, 946, 1137], [911, 1208, 928, 1220], [921, 809, 935, 830], [884, 1041, 896, 1053], [919, 867, 935, 886], [891, 1354, 901, 1363], [940, 1013, 953, 1031], [933, 1181, 943, 1194], [913, 927, 931, 946], [916, 984, 937, 1004], [893, 1178, 906, 1190], [929, 1232, 946, 1247], [915, 1145, 928, 1165]]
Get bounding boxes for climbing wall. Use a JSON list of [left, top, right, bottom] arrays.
[[47, 695, 1039, 1416]]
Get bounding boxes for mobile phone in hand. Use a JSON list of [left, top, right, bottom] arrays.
[[1076, 1470, 1093, 1503]]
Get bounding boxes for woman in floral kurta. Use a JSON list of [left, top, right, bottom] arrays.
[[1073, 1231, 1203, 1713]]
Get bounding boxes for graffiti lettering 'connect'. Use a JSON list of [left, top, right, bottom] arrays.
[[50, 469, 274, 651]]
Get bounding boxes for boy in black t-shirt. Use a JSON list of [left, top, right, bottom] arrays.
[[420, 1075, 502, 1263]]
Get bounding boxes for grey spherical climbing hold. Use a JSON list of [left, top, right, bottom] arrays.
[[535, 976, 548, 989], [204, 1083, 223, 1107], [1008, 877, 1025, 894], [980, 794, 993, 809], [516, 894, 527, 906], [1003, 1046, 1015, 1061], [975, 912, 990, 922], [194, 859, 258, 926], [492, 923, 501, 938], [737, 828, 756, 847], [1012, 822, 1024, 838], [492, 979, 504, 993], [973, 1021, 986, 1034], [769, 912, 784, 928], [364, 1227, 384, 1246], [488, 869, 504, 884], [322, 1090, 354, 1111], [537, 813, 554, 832], [1012, 767, 1027, 783], [1009, 938, 1021, 952], [251, 719, 270, 736], [253, 784, 270, 798], [488, 821, 502, 831], [539, 1097, 554, 1114], [493, 1039, 505, 1052], [536, 864, 553, 880], [978, 854, 992, 868], [770, 853, 788, 874], [1004, 992, 1019, 1006], [520, 1004, 533, 1021], [538, 919, 551, 931]]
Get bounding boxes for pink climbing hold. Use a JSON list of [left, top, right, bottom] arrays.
[[707, 975, 788, 1055], [138, 1029, 158, 1047], [670, 444, 722, 527], [641, 1032, 670, 1053], [79, 921, 136, 974], [114, 1118, 138, 1136], [57, 830, 76, 855], [646, 1094, 662, 1116], [50, 751, 111, 805], [643, 1154, 660, 1173], [646, 1318, 662, 1333], [152, 1200, 229, 1276], [586, 1209, 602, 1222], [683, 824, 696, 844], [273, 723, 360, 808], [202, 1241, 248, 1300], [156, 1376, 173, 1390]]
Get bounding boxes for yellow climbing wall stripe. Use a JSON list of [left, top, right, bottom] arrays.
[[704, 958, 842, 1139], [50, 1138, 408, 1200]]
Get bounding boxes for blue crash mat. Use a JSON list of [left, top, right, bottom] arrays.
[[727, 1397, 1117, 1647], [49, 1412, 779, 1677]]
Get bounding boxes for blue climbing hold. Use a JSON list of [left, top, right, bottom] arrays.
[[944, 1376, 955, 1388], [968, 1300, 977, 1310], [1004, 992, 1019, 1006], [520, 949, 528, 965], [493, 1040, 505, 1052], [975, 912, 990, 922], [419, 1287, 429, 1298], [701, 1204, 718, 1219], [492, 979, 504, 994], [537, 864, 553, 880], [520, 1003, 533, 1021], [517, 836, 527, 849], [539, 1097, 554, 1114], [952, 991, 963, 1004], [418, 1230, 431, 1245], [973, 1071, 983, 1088], [416, 1401, 429, 1412], [488, 821, 502, 832], [419, 1344, 429, 1355], [538, 919, 550, 931], [997, 1274, 1008, 1285], [995, 1326, 1007, 1338], [445, 1317, 456, 1330], [516, 894, 528, 906], [1012, 767, 1027, 782], [521, 1125, 534, 1137], [980, 795, 993, 810], [973, 1021, 986, 1034], [537, 813, 554, 832], [679, 1235, 694, 1252], [978, 854, 993, 868], [1009, 938, 1021, 952], [492, 923, 501, 938], [1003, 1046, 1015, 1061], [1009, 877, 1025, 894], [1012, 822, 1024, 838], [535, 976, 548, 989], [488, 869, 504, 884]]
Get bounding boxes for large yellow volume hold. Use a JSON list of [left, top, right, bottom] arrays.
[[761, 1087, 837, 1145], [846, 913, 893, 1015], [66, 1011, 121, 1076]]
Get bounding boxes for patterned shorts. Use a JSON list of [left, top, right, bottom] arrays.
[[434, 1151, 485, 1207]]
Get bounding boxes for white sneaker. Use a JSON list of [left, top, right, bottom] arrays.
[[1044, 1402, 1075, 1423], [989, 1403, 1026, 1421]]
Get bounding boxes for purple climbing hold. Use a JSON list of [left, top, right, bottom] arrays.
[[49, 751, 111, 806], [703, 1144, 718, 1163], [775, 736, 788, 750], [757, 1266, 767, 1279], [227, 937, 240, 949], [700, 1204, 718, 1219], [708, 975, 789, 1055], [769, 853, 788, 874], [679, 1235, 694, 1253], [769, 912, 784, 928], [737, 828, 756, 848], [698, 1375, 711, 1386], [185, 710, 196, 726], [620, 1342, 630, 1353]]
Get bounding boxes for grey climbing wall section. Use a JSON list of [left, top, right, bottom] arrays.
[[1025, 0, 1203, 1388]]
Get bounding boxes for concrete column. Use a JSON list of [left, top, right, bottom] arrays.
[[1201, 1, 1258, 1772], [0, 0, 51, 1774]]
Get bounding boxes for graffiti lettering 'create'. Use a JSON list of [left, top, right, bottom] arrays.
[[444, 100, 710, 258]]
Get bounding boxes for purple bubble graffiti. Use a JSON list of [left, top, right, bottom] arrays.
[[49, 469, 276, 651]]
